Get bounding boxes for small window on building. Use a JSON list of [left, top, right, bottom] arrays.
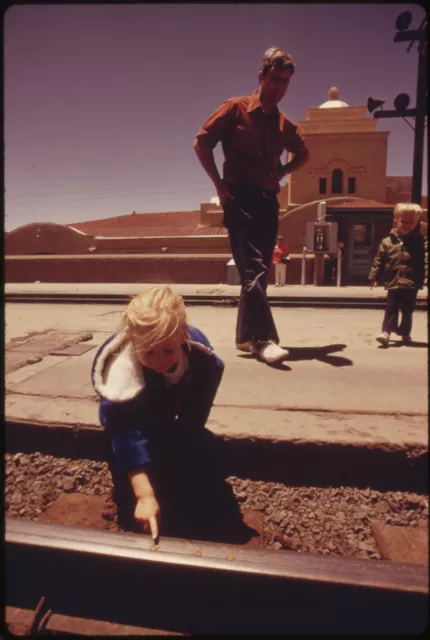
[[348, 177, 356, 194], [332, 169, 343, 194], [353, 223, 372, 245], [353, 224, 366, 243], [319, 178, 327, 194]]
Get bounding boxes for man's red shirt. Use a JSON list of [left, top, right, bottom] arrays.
[[272, 243, 289, 265], [196, 90, 307, 191]]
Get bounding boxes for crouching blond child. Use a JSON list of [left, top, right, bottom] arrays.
[[368, 203, 427, 346], [91, 286, 224, 540]]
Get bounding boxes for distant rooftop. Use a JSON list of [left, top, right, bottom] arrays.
[[328, 200, 393, 209], [69, 210, 227, 238]]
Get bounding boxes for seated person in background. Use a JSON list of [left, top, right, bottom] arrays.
[[272, 235, 290, 287], [91, 286, 254, 544]]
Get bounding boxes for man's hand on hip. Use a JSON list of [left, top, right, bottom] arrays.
[[216, 181, 234, 205]]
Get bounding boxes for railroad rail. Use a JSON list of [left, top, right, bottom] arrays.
[[6, 290, 427, 309], [6, 517, 428, 635]]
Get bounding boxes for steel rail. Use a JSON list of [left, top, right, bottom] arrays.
[[5, 517, 428, 593], [6, 517, 429, 635]]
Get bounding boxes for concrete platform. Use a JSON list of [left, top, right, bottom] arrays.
[[5, 281, 429, 306], [5, 299, 428, 492]]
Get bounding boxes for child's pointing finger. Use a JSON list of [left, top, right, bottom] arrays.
[[149, 515, 159, 543]]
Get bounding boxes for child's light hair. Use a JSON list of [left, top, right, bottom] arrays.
[[122, 286, 187, 352], [393, 203, 422, 221]]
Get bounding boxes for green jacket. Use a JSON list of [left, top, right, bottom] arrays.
[[368, 225, 428, 290]]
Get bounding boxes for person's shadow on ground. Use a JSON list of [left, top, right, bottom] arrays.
[[388, 340, 428, 349], [282, 344, 353, 367], [238, 343, 352, 369]]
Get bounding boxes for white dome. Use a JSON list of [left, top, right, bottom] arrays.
[[319, 87, 349, 109], [319, 99, 350, 109]]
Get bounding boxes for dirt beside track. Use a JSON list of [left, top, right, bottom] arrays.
[[5, 452, 428, 561]]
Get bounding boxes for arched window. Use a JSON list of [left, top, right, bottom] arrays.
[[332, 169, 343, 194]]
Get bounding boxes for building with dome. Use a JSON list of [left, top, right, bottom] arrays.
[[6, 88, 427, 286], [276, 87, 427, 283], [279, 87, 389, 208]]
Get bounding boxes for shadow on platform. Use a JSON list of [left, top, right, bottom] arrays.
[[389, 341, 428, 349], [238, 343, 353, 368], [283, 344, 353, 367]]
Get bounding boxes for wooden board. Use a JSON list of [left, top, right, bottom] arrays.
[[49, 343, 96, 356], [372, 520, 429, 566]]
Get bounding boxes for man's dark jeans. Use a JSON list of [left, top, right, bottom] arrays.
[[223, 182, 279, 345], [382, 288, 418, 336]]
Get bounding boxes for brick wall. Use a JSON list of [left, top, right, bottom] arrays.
[[6, 254, 314, 285]]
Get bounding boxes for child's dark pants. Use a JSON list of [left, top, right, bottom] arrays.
[[382, 289, 418, 336]]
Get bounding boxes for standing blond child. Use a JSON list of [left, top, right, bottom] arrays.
[[368, 203, 427, 346]]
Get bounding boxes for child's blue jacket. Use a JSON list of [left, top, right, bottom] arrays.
[[91, 326, 224, 473]]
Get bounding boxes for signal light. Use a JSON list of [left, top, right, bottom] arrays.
[[394, 93, 411, 111], [395, 11, 412, 32]]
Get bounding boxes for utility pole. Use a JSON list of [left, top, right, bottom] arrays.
[[367, 12, 427, 204], [409, 31, 427, 203]]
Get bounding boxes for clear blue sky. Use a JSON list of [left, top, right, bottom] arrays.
[[4, 3, 427, 231]]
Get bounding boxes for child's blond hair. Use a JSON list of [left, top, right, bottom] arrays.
[[393, 203, 422, 221], [122, 286, 187, 352]]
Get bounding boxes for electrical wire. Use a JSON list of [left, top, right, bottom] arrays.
[[401, 116, 416, 131], [406, 17, 426, 53]]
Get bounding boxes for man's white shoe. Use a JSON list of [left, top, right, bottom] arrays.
[[257, 341, 289, 364], [376, 332, 390, 346], [236, 341, 253, 353]]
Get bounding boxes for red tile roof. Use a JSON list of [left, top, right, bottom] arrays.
[[69, 211, 227, 238]]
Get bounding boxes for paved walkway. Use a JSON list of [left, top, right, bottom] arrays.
[[5, 301, 428, 468], [5, 281, 429, 302]]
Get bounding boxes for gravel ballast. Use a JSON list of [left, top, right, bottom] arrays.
[[5, 452, 428, 559]]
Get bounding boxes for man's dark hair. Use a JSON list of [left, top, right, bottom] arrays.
[[260, 46, 295, 77]]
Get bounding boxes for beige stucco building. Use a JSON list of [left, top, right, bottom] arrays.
[[5, 88, 427, 285], [274, 88, 427, 283], [280, 90, 389, 208]]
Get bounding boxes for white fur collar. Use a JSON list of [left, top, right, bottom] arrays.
[[187, 340, 214, 357], [93, 330, 145, 403], [93, 333, 215, 403]]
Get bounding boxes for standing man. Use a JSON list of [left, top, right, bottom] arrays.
[[194, 47, 309, 364]]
